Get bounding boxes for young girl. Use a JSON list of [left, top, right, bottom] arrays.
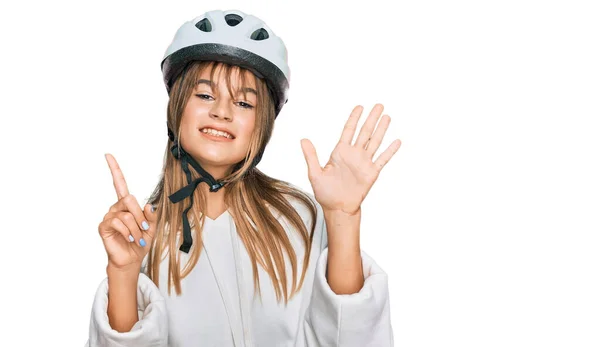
[[87, 9, 400, 347]]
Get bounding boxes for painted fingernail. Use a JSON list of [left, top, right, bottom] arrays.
[[128, 235, 134, 242], [139, 238, 146, 247], [142, 221, 149, 230]]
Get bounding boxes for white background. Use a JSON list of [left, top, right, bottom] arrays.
[[0, 0, 598, 346]]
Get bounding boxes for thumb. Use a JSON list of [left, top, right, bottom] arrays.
[[300, 139, 321, 179]]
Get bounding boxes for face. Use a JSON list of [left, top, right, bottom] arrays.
[[179, 63, 258, 179]]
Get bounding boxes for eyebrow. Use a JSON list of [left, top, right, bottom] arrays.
[[196, 79, 257, 95]]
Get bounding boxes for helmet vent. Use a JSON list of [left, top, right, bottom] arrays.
[[250, 28, 269, 41], [225, 14, 243, 26], [195, 18, 212, 32]]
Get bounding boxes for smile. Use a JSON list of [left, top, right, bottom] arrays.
[[200, 128, 235, 139]]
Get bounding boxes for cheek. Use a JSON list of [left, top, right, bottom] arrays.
[[180, 106, 196, 129], [239, 115, 257, 138], [182, 98, 208, 120]]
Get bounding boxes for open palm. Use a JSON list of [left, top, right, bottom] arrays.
[[301, 104, 402, 215]]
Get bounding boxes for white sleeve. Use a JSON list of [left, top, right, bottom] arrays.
[[303, 206, 394, 347], [85, 273, 169, 347]]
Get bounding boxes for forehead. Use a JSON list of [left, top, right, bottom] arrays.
[[196, 63, 256, 88]]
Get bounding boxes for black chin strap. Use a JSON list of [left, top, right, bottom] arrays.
[[166, 122, 267, 253], [167, 126, 225, 253]]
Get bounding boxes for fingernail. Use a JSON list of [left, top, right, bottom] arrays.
[[151, 205, 156, 213], [139, 238, 146, 247], [142, 221, 149, 230], [128, 235, 134, 242]]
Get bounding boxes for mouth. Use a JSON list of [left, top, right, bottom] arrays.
[[199, 127, 235, 140]]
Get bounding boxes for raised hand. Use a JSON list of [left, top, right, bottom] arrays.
[[98, 153, 157, 272], [301, 104, 401, 215]]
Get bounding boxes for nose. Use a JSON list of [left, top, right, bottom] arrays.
[[209, 98, 233, 122]]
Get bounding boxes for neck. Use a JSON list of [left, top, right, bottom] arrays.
[[195, 162, 230, 220], [197, 182, 228, 220], [190, 158, 234, 219], [193, 158, 233, 181]]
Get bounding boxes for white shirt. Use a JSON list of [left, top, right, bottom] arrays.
[[86, 194, 394, 346]]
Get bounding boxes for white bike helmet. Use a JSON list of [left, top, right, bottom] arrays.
[[161, 9, 290, 115]]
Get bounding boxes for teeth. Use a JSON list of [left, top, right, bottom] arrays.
[[202, 128, 233, 139]]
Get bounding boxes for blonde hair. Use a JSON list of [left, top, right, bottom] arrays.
[[145, 61, 317, 304]]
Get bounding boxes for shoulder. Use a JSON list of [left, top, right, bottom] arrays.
[[278, 185, 328, 251], [268, 184, 328, 251], [278, 184, 322, 221]]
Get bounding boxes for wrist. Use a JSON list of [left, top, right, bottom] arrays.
[[323, 207, 361, 251], [323, 207, 362, 226], [106, 263, 141, 279], [323, 206, 361, 219]]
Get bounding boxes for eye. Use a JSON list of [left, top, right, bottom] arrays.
[[236, 101, 254, 109], [195, 93, 214, 100]]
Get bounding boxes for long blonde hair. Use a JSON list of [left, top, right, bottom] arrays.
[[145, 61, 317, 304]]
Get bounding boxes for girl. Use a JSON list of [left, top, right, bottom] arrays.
[[87, 9, 400, 347]]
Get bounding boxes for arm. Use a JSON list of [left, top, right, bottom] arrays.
[[87, 155, 168, 345], [323, 208, 364, 294], [106, 265, 140, 332], [302, 202, 394, 347], [87, 271, 169, 347], [300, 103, 400, 297], [86, 254, 168, 347], [299, 104, 400, 346]]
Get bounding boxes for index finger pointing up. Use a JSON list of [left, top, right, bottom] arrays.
[[105, 153, 130, 200]]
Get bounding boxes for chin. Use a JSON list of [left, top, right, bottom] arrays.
[[192, 152, 239, 167]]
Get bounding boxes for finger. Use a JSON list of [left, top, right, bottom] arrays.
[[105, 153, 130, 200], [338, 105, 364, 144], [108, 196, 130, 214], [142, 203, 158, 240], [366, 114, 391, 158], [117, 211, 145, 247], [109, 195, 149, 240], [101, 217, 133, 244], [143, 203, 158, 224], [355, 104, 384, 149], [373, 139, 402, 171], [300, 139, 322, 179]]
